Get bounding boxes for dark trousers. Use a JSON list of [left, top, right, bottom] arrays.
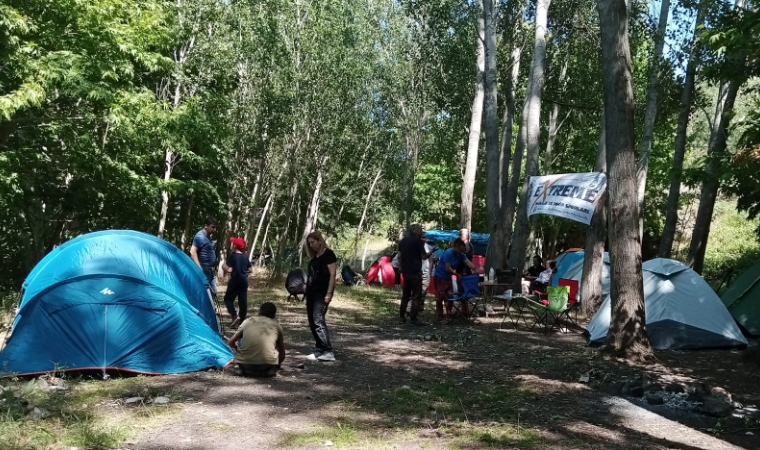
[[306, 291, 332, 352], [224, 279, 248, 320], [400, 272, 422, 320], [238, 363, 278, 378]]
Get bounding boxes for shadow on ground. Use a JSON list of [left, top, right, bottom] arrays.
[[130, 282, 758, 450]]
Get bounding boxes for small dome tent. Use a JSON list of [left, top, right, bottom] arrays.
[[586, 258, 748, 350], [550, 250, 586, 286], [0, 230, 233, 376]]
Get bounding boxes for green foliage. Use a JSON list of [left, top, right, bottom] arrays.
[[698, 200, 760, 290]]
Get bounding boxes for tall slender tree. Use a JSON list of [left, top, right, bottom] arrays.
[[460, 0, 486, 230], [660, 2, 706, 258], [507, 0, 551, 270], [597, 0, 653, 360], [484, 0, 504, 268], [636, 0, 671, 239], [581, 114, 608, 317], [686, 0, 747, 273]]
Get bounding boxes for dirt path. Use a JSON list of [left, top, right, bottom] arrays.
[[125, 284, 759, 450]]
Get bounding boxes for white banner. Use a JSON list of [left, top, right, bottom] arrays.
[[527, 172, 607, 225]]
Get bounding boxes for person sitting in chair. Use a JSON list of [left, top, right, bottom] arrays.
[[433, 238, 478, 321], [521, 255, 544, 293], [528, 260, 556, 294]]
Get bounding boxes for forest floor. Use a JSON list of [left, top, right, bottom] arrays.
[[2, 275, 759, 450]]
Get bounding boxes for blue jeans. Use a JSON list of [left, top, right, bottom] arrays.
[[203, 266, 217, 297]]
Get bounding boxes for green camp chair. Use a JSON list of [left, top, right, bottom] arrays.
[[526, 285, 570, 334]]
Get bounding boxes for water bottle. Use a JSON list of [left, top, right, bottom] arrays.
[[488, 267, 494, 282]]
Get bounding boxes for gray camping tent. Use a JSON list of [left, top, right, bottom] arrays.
[[561, 252, 611, 301], [586, 258, 748, 350]]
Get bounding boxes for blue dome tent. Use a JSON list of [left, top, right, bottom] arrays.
[[550, 250, 586, 286], [424, 230, 490, 256], [0, 230, 233, 376]]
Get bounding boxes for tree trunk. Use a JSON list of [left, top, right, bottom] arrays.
[[497, 43, 523, 264], [483, 0, 504, 269], [244, 167, 264, 247], [636, 0, 671, 240], [257, 211, 274, 266], [507, 0, 551, 271], [250, 191, 274, 263], [581, 114, 608, 317], [598, 0, 653, 361], [499, 43, 522, 185], [405, 131, 420, 231], [180, 193, 195, 251], [686, 80, 742, 273], [299, 156, 329, 262], [354, 164, 384, 259], [217, 167, 240, 279], [460, 0, 486, 230], [276, 181, 299, 271], [685, 0, 745, 273], [660, 4, 705, 258], [544, 58, 569, 175], [157, 150, 174, 238]]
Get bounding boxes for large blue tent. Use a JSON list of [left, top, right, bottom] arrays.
[[0, 230, 233, 376]]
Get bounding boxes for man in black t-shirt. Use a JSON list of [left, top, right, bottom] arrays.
[[524, 256, 544, 279], [223, 237, 252, 328], [398, 224, 435, 325]]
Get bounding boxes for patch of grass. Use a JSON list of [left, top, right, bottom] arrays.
[[206, 421, 235, 433], [0, 375, 179, 450], [367, 380, 536, 423], [281, 419, 360, 447], [447, 423, 543, 449]]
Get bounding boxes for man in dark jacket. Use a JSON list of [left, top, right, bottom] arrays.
[[397, 224, 435, 325]]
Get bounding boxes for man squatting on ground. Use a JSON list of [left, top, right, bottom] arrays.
[[227, 302, 285, 377], [190, 216, 218, 296], [397, 224, 436, 325], [222, 237, 252, 328], [433, 238, 477, 321]]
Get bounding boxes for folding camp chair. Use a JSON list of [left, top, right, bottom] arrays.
[[446, 274, 483, 320], [558, 278, 580, 327], [526, 285, 570, 334]]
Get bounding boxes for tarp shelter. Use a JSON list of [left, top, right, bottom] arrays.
[[559, 252, 611, 299], [550, 250, 585, 286], [587, 259, 748, 350], [424, 230, 489, 256], [0, 230, 233, 376], [721, 260, 760, 336]]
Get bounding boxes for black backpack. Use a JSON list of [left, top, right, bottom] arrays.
[[285, 268, 308, 301]]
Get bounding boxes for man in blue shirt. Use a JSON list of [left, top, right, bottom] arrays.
[[433, 238, 477, 321], [190, 216, 218, 296]]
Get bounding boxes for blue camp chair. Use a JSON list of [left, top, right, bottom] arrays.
[[447, 274, 483, 320]]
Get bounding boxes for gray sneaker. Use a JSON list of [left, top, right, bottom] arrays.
[[317, 352, 336, 362], [230, 317, 242, 328], [306, 349, 322, 361]]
